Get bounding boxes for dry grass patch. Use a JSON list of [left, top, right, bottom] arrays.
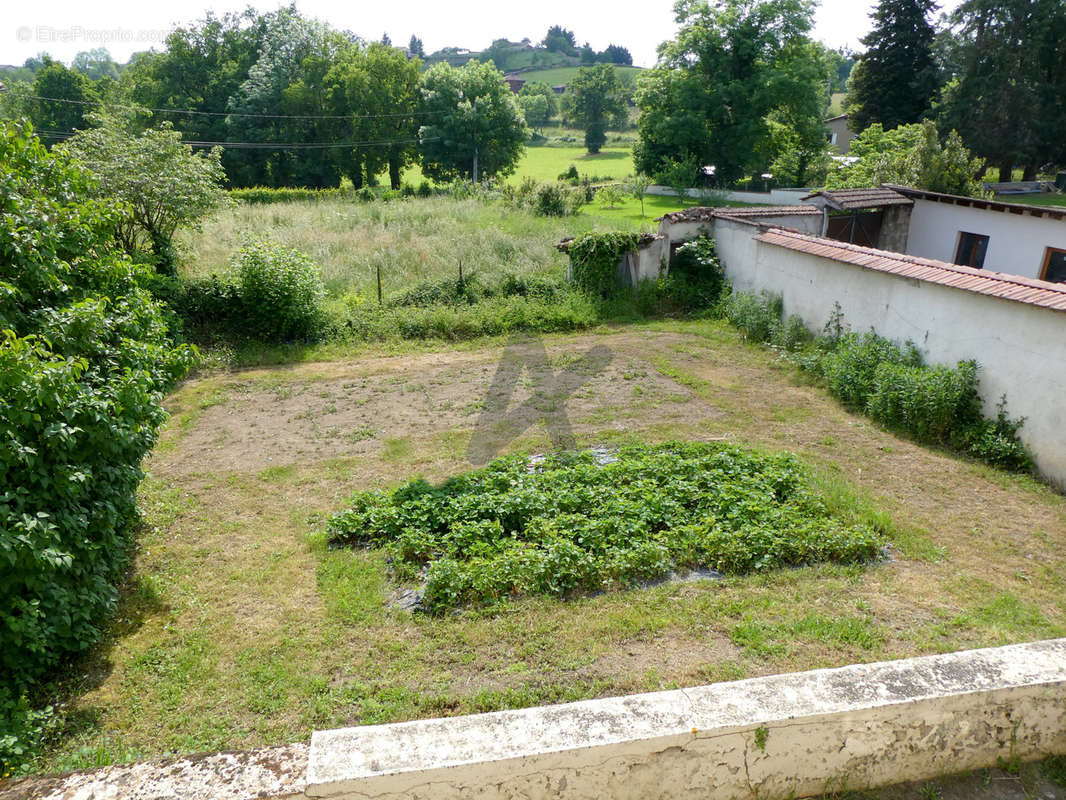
[[32, 320, 1066, 774]]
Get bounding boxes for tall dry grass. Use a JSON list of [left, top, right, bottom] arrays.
[[177, 196, 648, 299]]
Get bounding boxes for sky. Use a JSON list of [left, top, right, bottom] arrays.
[[0, 0, 965, 69]]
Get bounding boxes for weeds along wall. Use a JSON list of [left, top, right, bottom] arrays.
[[711, 216, 1066, 487]]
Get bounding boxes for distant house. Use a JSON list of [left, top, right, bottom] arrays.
[[551, 84, 566, 95], [824, 114, 855, 154], [504, 75, 526, 94], [801, 185, 1066, 282]]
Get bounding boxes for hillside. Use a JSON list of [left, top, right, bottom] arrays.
[[517, 65, 644, 87]]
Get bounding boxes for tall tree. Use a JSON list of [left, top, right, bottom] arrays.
[[597, 45, 633, 65], [71, 48, 121, 81], [409, 35, 425, 58], [417, 60, 526, 183], [225, 9, 351, 187], [566, 64, 627, 154], [60, 111, 230, 273], [846, 0, 940, 133], [634, 0, 820, 186], [121, 8, 272, 182], [321, 42, 421, 189], [937, 0, 1066, 180], [28, 59, 99, 140], [542, 25, 577, 55]]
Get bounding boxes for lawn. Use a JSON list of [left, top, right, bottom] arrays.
[[515, 145, 635, 183], [1004, 192, 1066, 208], [31, 320, 1066, 774]]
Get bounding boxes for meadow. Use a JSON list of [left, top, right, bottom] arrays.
[[517, 65, 644, 86], [177, 193, 681, 302]]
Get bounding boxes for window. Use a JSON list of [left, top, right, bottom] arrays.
[[954, 231, 989, 269], [1042, 247, 1066, 283]]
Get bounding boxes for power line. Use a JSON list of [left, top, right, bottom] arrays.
[[183, 136, 438, 150], [24, 93, 439, 121], [34, 128, 438, 151]]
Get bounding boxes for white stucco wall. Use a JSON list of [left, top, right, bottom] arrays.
[[904, 198, 1066, 279], [719, 227, 1066, 486], [657, 214, 820, 258]]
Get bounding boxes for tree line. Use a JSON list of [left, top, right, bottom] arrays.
[[845, 0, 1066, 182], [2, 9, 637, 189], [635, 0, 1065, 190]]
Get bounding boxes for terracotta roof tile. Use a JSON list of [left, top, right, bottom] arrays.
[[755, 228, 1066, 313], [657, 205, 821, 224], [800, 187, 913, 210]]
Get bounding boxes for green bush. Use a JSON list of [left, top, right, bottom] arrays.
[[724, 291, 783, 343], [328, 442, 884, 613], [820, 332, 922, 409], [345, 291, 598, 341], [0, 121, 193, 771], [866, 360, 983, 444], [230, 240, 328, 342], [503, 177, 583, 217], [230, 186, 351, 204], [567, 231, 641, 296]]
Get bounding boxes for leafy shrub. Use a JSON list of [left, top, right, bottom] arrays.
[[866, 360, 982, 443], [0, 121, 193, 771], [230, 186, 352, 204], [596, 185, 624, 208], [567, 231, 642, 296], [724, 291, 783, 343], [328, 442, 884, 613], [503, 177, 583, 217], [345, 291, 598, 341], [229, 240, 328, 342], [775, 314, 814, 352], [819, 332, 922, 409], [953, 399, 1034, 472], [672, 237, 726, 299], [558, 164, 580, 182]]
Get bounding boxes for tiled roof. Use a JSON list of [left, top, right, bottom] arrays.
[[800, 187, 912, 210], [755, 228, 1066, 313], [657, 205, 819, 224], [657, 207, 718, 224], [885, 184, 1066, 221], [716, 206, 820, 218]]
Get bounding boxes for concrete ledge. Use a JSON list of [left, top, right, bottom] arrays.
[[0, 743, 308, 800], [306, 639, 1066, 799]]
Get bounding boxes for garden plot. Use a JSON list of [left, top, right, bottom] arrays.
[[34, 322, 1066, 775]]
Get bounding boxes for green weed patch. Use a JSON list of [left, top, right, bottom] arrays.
[[327, 442, 885, 613]]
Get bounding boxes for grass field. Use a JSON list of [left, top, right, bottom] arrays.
[[1000, 192, 1066, 208], [31, 320, 1066, 773], [389, 144, 636, 188], [176, 193, 686, 301], [518, 65, 644, 86], [515, 145, 636, 182]]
